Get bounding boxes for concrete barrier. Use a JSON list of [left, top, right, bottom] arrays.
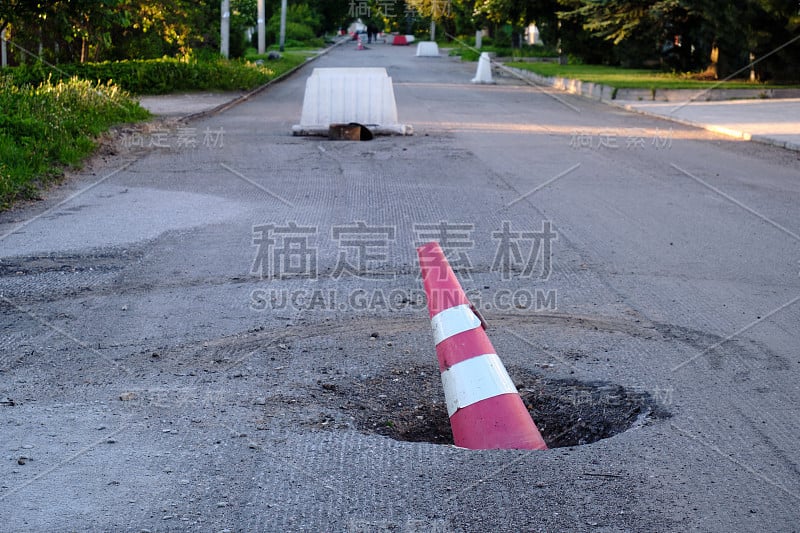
[[471, 52, 494, 84], [292, 68, 412, 136], [416, 41, 440, 57]]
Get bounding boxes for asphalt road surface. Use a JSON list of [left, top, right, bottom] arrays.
[[2, 42, 799, 532]]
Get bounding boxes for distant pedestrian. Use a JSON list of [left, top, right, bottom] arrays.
[[367, 24, 378, 44]]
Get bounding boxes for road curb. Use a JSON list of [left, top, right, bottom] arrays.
[[180, 37, 350, 123]]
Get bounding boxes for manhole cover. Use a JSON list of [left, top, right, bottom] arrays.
[[320, 365, 670, 448]]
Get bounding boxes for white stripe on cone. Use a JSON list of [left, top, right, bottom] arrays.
[[430, 304, 482, 345], [440, 353, 519, 417]]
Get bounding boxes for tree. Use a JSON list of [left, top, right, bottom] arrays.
[[52, 0, 131, 62], [267, 3, 321, 44], [558, 0, 799, 78], [693, 0, 799, 80], [473, 0, 532, 46]]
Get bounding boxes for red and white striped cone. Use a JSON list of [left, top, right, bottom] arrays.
[[417, 241, 548, 450]]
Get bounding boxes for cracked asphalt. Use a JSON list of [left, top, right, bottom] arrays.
[[1, 42, 799, 532]]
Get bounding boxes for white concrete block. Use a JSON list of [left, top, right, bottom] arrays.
[[292, 68, 412, 136], [416, 41, 440, 57], [471, 52, 494, 84], [405, 35, 416, 44]]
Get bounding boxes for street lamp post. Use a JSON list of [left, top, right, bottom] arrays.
[[220, 0, 230, 59], [279, 0, 287, 52], [257, 0, 265, 55], [1, 29, 7, 68]]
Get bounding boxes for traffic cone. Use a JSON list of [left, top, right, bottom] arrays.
[[417, 241, 547, 450], [357, 36, 365, 51]]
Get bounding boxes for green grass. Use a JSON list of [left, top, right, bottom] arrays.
[[0, 76, 150, 208], [245, 48, 316, 61], [243, 37, 328, 58], [450, 44, 558, 62], [505, 63, 796, 89], [269, 38, 326, 50]]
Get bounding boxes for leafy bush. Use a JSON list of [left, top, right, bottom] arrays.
[[453, 35, 494, 48], [276, 21, 317, 43], [0, 77, 150, 208], [6, 55, 306, 95], [450, 48, 481, 61], [266, 3, 322, 45]]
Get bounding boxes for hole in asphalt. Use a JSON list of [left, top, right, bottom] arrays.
[[321, 366, 670, 448]]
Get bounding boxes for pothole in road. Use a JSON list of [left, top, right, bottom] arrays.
[[320, 366, 670, 448]]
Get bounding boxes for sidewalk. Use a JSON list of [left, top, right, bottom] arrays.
[[137, 92, 243, 118], [614, 98, 800, 151], [503, 64, 800, 152]]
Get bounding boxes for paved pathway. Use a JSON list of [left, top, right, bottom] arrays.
[[617, 97, 800, 151], [2, 43, 799, 532]]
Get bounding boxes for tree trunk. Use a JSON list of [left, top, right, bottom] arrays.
[[709, 43, 719, 79], [81, 37, 86, 63]]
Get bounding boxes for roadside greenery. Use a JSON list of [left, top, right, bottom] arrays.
[[7, 54, 307, 95], [449, 37, 559, 61], [267, 3, 322, 45], [505, 63, 798, 90], [408, 0, 799, 82], [0, 76, 149, 208], [0, 1, 350, 63], [0, 1, 334, 210], [1, 1, 796, 81]]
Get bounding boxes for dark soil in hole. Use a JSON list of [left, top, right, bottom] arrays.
[[322, 366, 670, 448]]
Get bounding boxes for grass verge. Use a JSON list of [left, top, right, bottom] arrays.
[[0, 76, 150, 209], [505, 63, 798, 89], [7, 54, 307, 95], [451, 45, 557, 62]]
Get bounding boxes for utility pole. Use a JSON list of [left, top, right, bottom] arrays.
[[1, 29, 7, 68], [257, 0, 265, 55], [279, 0, 287, 52], [220, 0, 230, 59]]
